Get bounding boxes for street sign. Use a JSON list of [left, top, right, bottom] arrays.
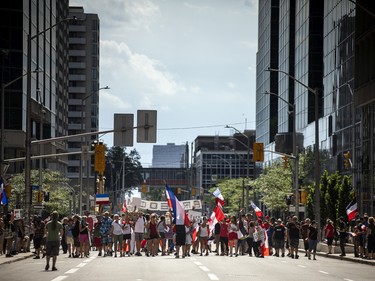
[[33, 204, 45, 210], [137, 110, 157, 143], [114, 113, 134, 147]]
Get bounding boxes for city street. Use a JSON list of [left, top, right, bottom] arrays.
[[0, 251, 374, 281]]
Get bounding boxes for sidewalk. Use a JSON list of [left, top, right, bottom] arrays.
[[296, 249, 375, 266], [0, 252, 35, 266]]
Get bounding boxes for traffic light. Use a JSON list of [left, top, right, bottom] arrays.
[[192, 188, 196, 196], [94, 143, 105, 173], [253, 142, 264, 162], [35, 191, 43, 203], [344, 151, 351, 170], [300, 190, 307, 205], [282, 155, 289, 170], [141, 183, 147, 193], [5, 184, 12, 198]]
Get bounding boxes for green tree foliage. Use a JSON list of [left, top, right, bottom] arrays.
[[8, 169, 71, 216], [104, 146, 143, 197], [338, 175, 353, 219], [324, 171, 340, 225], [254, 162, 292, 212]]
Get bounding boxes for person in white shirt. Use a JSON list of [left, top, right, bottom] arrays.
[[134, 213, 146, 256], [110, 214, 124, 257]]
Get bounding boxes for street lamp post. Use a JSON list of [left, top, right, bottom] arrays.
[[79, 86, 109, 214], [225, 125, 251, 212], [25, 17, 73, 219], [264, 91, 299, 216], [213, 154, 232, 179], [266, 67, 320, 229]]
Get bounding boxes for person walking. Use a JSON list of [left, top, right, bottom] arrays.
[[307, 220, 318, 260], [338, 216, 347, 257], [198, 217, 210, 256], [323, 219, 335, 255], [228, 216, 239, 257], [44, 211, 63, 271], [110, 214, 124, 257]]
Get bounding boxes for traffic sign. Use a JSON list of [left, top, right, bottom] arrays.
[[33, 204, 45, 210]]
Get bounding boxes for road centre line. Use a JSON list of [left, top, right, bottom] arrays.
[[51, 276, 68, 281], [318, 270, 329, 275], [199, 266, 210, 272], [65, 268, 79, 274], [208, 273, 219, 280]]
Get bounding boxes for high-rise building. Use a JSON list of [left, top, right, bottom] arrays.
[[67, 7, 100, 188], [255, 0, 374, 213], [152, 143, 187, 168], [0, 1, 69, 175]]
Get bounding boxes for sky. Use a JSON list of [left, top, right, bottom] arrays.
[[69, 0, 259, 166]]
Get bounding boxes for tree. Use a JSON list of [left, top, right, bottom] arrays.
[[104, 146, 143, 197], [8, 169, 72, 217], [254, 161, 292, 212], [338, 175, 353, 219]]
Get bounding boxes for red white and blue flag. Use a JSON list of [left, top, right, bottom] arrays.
[[213, 187, 225, 206], [346, 198, 358, 221], [165, 184, 190, 226], [250, 201, 263, 218], [95, 193, 110, 205], [0, 178, 8, 205], [208, 204, 225, 230]]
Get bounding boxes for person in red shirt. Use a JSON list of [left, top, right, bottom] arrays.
[[219, 217, 229, 256], [323, 219, 335, 254]]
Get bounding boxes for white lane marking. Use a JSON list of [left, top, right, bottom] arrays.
[[297, 265, 306, 268], [208, 273, 219, 280], [65, 268, 79, 274], [76, 263, 87, 268], [51, 276, 68, 281], [83, 259, 91, 263], [319, 271, 329, 275], [199, 266, 210, 272], [344, 279, 354, 281], [194, 261, 203, 266]]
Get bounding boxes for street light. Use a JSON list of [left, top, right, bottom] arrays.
[[266, 67, 320, 229], [79, 86, 110, 214], [263, 91, 299, 216], [225, 125, 251, 211], [213, 154, 232, 179], [25, 17, 74, 219]]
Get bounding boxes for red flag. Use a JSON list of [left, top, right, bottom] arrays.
[[122, 198, 127, 213]]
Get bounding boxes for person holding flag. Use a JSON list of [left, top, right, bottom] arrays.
[[165, 183, 190, 258]]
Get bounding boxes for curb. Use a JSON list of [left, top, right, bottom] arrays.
[[298, 250, 375, 266], [0, 254, 35, 266]]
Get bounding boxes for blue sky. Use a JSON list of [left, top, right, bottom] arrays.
[[70, 0, 259, 166]]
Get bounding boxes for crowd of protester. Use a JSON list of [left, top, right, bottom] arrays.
[[0, 209, 374, 266]]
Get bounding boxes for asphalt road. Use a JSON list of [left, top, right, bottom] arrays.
[[0, 252, 374, 281]]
